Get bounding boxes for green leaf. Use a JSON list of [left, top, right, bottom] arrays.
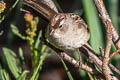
[[18, 47, 24, 62], [40, 45, 47, 53], [3, 48, 20, 79], [61, 59, 73, 80], [34, 31, 42, 49], [11, 24, 26, 40], [30, 52, 50, 80], [18, 70, 29, 80], [18, 47, 25, 68], [82, 0, 105, 54], [34, 17, 39, 25], [0, 69, 11, 80]]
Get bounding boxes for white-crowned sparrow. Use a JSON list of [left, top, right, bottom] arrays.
[[23, 0, 90, 50], [47, 13, 90, 50]]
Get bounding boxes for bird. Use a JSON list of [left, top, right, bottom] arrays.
[[47, 13, 90, 50], [23, 0, 90, 50]]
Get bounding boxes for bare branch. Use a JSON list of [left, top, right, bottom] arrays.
[[109, 64, 120, 75], [82, 43, 118, 80], [103, 18, 112, 80], [99, 47, 104, 58], [93, 0, 120, 49], [41, 38, 105, 79], [110, 48, 120, 59], [93, 0, 119, 79]]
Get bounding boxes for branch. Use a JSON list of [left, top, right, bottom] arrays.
[[103, 27, 112, 79], [93, 0, 120, 49], [41, 38, 105, 79], [81, 43, 118, 80], [110, 48, 120, 59], [93, 0, 119, 79]]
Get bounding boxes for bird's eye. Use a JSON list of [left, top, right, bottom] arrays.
[[59, 25, 62, 28], [61, 17, 64, 20]]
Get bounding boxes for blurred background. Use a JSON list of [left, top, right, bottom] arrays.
[[0, 0, 120, 80]]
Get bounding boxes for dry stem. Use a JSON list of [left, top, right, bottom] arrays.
[[109, 48, 120, 59], [93, 0, 119, 80]]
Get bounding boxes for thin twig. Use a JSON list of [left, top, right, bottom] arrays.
[[103, 22, 112, 80], [99, 47, 104, 58], [103, 19, 112, 80], [98, 56, 120, 76], [109, 64, 120, 75], [20, 8, 31, 14], [109, 48, 120, 59], [104, 23, 112, 61]]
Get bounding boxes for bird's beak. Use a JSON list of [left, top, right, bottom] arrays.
[[50, 28, 55, 35]]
